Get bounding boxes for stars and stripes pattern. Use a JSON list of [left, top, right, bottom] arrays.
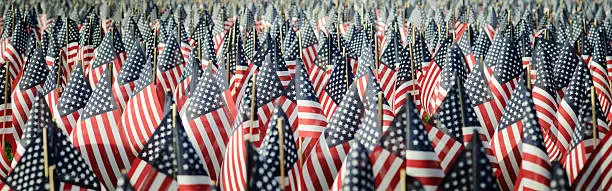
[[54, 63, 91, 134], [71, 68, 134, 190]]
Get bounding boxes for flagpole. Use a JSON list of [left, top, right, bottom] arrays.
[[43, 125, 49, 177], [378, 92, 383, 131], [278, 116, 285, 190], [198, 39, 202, 60], [409, 26, 417, 102], [172, 104, 181, 178], [153, 30, 158, 80], [9, 4, 15, 36], [400, 168, 406, 191], [49, 165, 56, 191], [249, 74, 257, 141], [457, 77, 465, 127], [591, 86, 598, 146], [374, 25, 378, 75]]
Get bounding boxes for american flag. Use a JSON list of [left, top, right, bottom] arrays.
[[127, 103, 212, 190], [114, 38, 143, 104], [71, 68, 135, 189], [41, 62, 62, 122], [218, 124, 249, 191], [2, 15, 26, 82], [54, 63, 91, 134], [12, 93, 51, 166], [434, 66, 498, 173], [352, 101, 400, 190], [571, 131, 612, 191], [419, 35, 451, 116], [319, 34, 352, 120], [116, 172, 135, 191], [553, 43, 582, 100], [531, 37, 562, 161], [491, 80, 532, 191], [424, 20, 438, 50], [156, 35, 184, 96], [335, 141, 376, 191], [247, 49, 285, 146], [192, 16, 218, 69], [0, 63, 15, 154], [430, 43, 468, 116], [121, 45, 163, 157], [378, 22, 400, 103], [57, 17, 80, 80], [555, 63, 599, 174], [345, 24, 364, 76], [398, 98, 444, 190], [465, 128, 500, 191], [301, 84, 363, 190], [550, 162, 571, 190], [88, 26, 124, 87], [4, 96, 102, 190], [228, 27, 255, 102], [457, 25, 478, 71], [299, 19, 318, 69], [587, 28, 612, 122], [473, 28, 491, 61], [393, 35, 418, 115], [513, 94, 552, 190], [283, 23, 299, 76], [79, 13, 101, 69], [294, 60, 328, 155], [182, 65, 233, 181], [267, 35, 292, 88], [11, 45, 48, 148], [254, 105, 298, 189], [563, 81, 607, 183]]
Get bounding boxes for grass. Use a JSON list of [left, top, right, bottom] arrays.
[[3, 143, 12, 162]]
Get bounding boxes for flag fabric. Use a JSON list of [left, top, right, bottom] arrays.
[[531, 37, 562, 161], [218, 124, 248, 191], [319, 34, 353, 120], [550, 161, 571, 191], [79, 13, 103, 69], [337, 141, 376, 191], [57, 17, 80, 79], [40, 62, 61, 124], [4, 95, 102, 190], [491, 81, 532, 191], [127, 102, 212, 190], [378, 23, 400, 103], [299, 19, 318, 69], [182, 65, 233, 181], [2, 16, 26, 81], [301, 84, 363, 191], [294, 60, 328, 156], [571, 131, 612, 191], [394, 35, 419, 114], [587, 27, 612, 123], [88, 26, 124, 87], [120, 42, 162, 156], [513, 92, 552, 191], [555, 62, 601, 175], [254, 105, 298, 189], [112, 37, 142, 112], [156, 35, 183, 97], [11, 45, 48, 148], [71, 68, 135, 189], [0, 63, 15, 153], [54, 63, 91, 134], [398, 98, 444, 191]]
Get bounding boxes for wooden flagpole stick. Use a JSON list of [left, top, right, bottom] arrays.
[[378, 92, 383, 131], [49, 165, 56, 191], [43, 126, 49, 177], [1, 62, 9, 154], [9, 4, 15, 36], [457, 77, 465, 126], [526, 65, 531, 89], [153, 31, 158, 79], [278, 116, 285, 190], [400, 168, 406, 191], [172, 104, 180, 178], [56, 50, 64, 95], [374, 25, 378, 75], [297, 30, 303, 61], [591, 86, 598, 146], [198, 39, 202, 60], [249, 74, 257, 141], [344, 47, 348, 90]]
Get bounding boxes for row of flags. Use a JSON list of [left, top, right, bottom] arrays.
[[0, 0, 611, 190]]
